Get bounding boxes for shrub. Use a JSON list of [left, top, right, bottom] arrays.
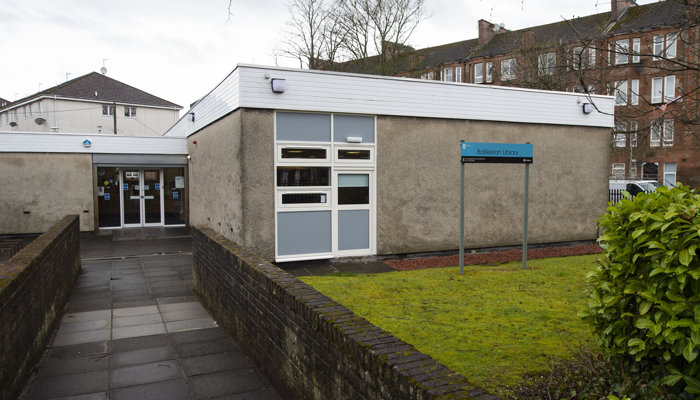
[[580, 185, 700, 397]]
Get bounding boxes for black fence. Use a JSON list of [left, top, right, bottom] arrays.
[[609, 188, 627, 204]]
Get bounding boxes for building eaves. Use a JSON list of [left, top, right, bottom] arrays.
[[1, 72, 181, 111]]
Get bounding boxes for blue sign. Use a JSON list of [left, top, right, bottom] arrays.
[[155, 183, 160, 191], [461, 142, 533, 164], [104, 193, 110, 200], [82, 139, 92, 148], [173, 191, 179, 199], [123, 183, 128, 191]]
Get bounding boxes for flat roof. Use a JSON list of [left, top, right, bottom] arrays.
[[0, 132, 187, 155]]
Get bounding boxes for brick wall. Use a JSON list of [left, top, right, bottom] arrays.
[[0, 215, 81, 400], [192, 227, 498, 400]]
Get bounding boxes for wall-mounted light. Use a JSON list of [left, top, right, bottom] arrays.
[[582, 103, 595, 114], [346, 136, 363, 143], [271, 78, 286, 93]]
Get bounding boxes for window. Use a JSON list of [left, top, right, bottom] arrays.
[[663, 119, 674, 146], [282, 148, 327, 159], [664, 76, 675, 101], [37, 101, 42, 114], [572, 46, 584, 70], [650, 121, 661, 146], [337, 149, 370, 160], [0, 113, 3, 126], [23, 106, 27, 119], [281, 193, 328, 205], [632, 38, 640, 63], [501, 58, 516, 80], [538, 52, 556, 75], [102, 104, 114, 116], [653, 35, 663, 60], [630, 121, 638, 147], [588, 47, 596, 67], [427, 71, 434, 80], [612, 163, 626, 179], [124, 106, 136, 117], [630, 161, 637, 179], [485, 62, 493, 83], [663, 163, 677, 187], [587, 84, 596, 94], [276, 167, 330, 186], [651, 77, 663, 103], [666, 34, 677, 59], [615, 81, 628, 106], [455, 67, 462, 83], [444, 68, 453, 82], [614, 122, 627, 147], [28, 104, 32, 117], [474, 63, 484, 83], [630, 79, 639, 105], [338, 174, 369, 205], [615, 39, 629, 64]]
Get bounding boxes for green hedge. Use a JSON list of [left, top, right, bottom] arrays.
[[580, 185, 700, 396]]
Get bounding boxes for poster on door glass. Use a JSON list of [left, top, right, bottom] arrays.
[[145, 171, 158, 180], [175, 176, 185, 189]]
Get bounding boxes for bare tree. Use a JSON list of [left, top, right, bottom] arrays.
[[278, 0, 334, 69]]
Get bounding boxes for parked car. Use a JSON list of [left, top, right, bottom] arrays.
[[609, 180, 662, 197]]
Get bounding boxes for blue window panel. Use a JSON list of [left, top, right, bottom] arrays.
[[338, 210, 369, 251], [277, 211, 332, 256], [334, 115, 374, 143], [276, 112, 331, 142]]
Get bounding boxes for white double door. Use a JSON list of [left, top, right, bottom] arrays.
[[121, 168, 164, 227]]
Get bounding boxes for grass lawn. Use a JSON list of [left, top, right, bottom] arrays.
[[300, 254, 601, 397]]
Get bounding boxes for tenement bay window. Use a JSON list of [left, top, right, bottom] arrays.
[[501, 58, 516, 80], [614, 122, 627, 147], [651, 76, 675, 104], [474, 63, 484, 83], [485, 62, 493, 83], [615, 39, 629, 64], [615, 81, 628, 106], [538, 52, 556, 75], [653, 34, 677, 60], [443, 68, 453, 82], [663, 120, 674, 147]]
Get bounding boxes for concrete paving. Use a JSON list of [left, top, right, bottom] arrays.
[[20, 228, 281, 400]]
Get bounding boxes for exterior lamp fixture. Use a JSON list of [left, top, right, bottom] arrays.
[[346, 136, 363, 143], [582, 103, 595, 114], [271, 78, 286, 93]]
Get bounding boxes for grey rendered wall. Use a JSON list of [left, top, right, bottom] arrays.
[[187, 109, 275, 259], [0, 153, 94, 233], [376, 117, 610, 255]]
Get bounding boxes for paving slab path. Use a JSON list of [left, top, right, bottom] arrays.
[[19, 228, 282, 400]]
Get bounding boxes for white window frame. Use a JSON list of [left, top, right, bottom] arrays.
[[501, 58, 516, 80], [653, 35, 663, 60], [37, 101, 42, 115], [455, 66, 462, 83], [427, 71, 434, 80], [102, 104, 114, 116], [630, 121, 638, 147], [474, 63, 484, 83], [615, 39, 629, 64], [632, 38, 640, 63], [664, 75, 676, 101], [663, 162, 677, 187], [630, 79, 639, 105], [650, 121, 661, 147], [334, 145, 374, 166], [615, 81, 628, 106], [588, 47, 596, 67], [614, 122, 627, 147], [23, 106, 27, 119], [612, 163, 626, 179], [651, 77, 663, 104], [28, 104, 33, 118], [538, 52, 556, 75], [124, 106, 137, 118], [276, 188, 332, 210], [485, 62, 493, 83], [276, 143, 331, 165], [572, 46, 584, 70], [666, 34, 677, 59], [662, 119, 674, 147], [443, 68, 453, 82]]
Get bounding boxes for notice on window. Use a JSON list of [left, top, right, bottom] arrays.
[[97, 187, 105, 196], [173, 191, 179, 199], [175, 176, 185, 189], [104, 193, 110, 201]]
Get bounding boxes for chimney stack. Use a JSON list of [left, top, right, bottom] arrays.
[[478, 19, 507, 45], [610, 0, 636, 21]]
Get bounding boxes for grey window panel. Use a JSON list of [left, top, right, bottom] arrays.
[[276, 112, 331, 142], [338, 210, 369, 251], [277, 211, 332, 256], [93, 154, 187, 166], [334, 115, 374, 143]]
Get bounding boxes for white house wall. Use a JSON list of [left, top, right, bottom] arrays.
[[0, 98, 180, 136], [0, 132, 188, 154], [164, 64, 614, 137]]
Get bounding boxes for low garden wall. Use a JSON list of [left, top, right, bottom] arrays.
[[0, 215, 81, 400], [192, 226, 498, 400]]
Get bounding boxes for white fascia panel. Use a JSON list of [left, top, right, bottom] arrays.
[[0, 132, 188, 154], [165, 64, 614, 138], [238, 65, 614, 128], [164, 69, 240, 137]]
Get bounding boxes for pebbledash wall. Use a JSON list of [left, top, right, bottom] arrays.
[[192, 226, 499, 400], [0, 215, 80, 400], [166, 64, 614, 262]]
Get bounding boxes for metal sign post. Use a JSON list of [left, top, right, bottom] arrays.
[[459, 142, 533, 274]]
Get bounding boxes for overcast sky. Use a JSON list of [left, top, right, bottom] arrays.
[[1, 0, 659, 114]]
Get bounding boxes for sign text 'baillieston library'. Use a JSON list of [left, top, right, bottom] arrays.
[[460, 142, 533, 164]]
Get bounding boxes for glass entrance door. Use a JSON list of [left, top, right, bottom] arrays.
[[121, 168, 163, 227]]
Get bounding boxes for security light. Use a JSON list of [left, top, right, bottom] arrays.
[[271, 78, 286, 93], [582, 103, 595, 114]]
